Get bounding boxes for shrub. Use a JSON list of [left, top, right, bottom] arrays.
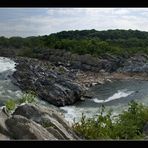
[[5, 99, 16, 111], [73, 106, 114, 139], [4, 92, 37, 112], [114, 101, 148, 139], [73, 101, 148, 140], [17, 92, 36, 104]]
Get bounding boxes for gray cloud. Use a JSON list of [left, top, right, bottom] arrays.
[[0, 8, 148, 37]]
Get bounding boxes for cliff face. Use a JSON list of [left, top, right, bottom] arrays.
[[0, 104, 81, 140]]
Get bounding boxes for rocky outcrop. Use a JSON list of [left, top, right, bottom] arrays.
[[12, 57, 84, 107], [70, 53, 123, 72], [11, 54, 124, 107], [13, 104, 79, 140], [118, 54, 148, 73], [0, 133, 10, 140], [0, 107, 10, 137], [38, 49, 148, 74], [11, 53, 148, 107], [0, 104, 80, 140], [37, 49, 124, 72], [6, 115, 57, 140]]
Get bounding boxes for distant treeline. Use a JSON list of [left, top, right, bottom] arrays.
[[1, 29, 148, 58]]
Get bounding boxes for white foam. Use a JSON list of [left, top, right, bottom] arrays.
[[93, 98, 105, 103], [93, 89, 134, 103], [0, 57, 16, 72], [60, 106, 77, 124]]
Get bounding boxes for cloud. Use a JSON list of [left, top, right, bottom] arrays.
[[0, 8, 148, 37], [47, 8, 86, 18]]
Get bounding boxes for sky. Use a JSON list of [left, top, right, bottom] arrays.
[[1, 8, 148, 37]]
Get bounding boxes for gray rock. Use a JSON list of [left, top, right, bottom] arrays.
[[12, 57, 84, 107], [0, 133, 10, 140], [143, 122, 148, 136], [13, 104, 80, 140], [0, 107, 10, 136], [46, 127, 65, 140], [117, 54, 148, 73], [5, 115, 57, 140]]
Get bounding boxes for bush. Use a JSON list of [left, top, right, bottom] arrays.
[[113, 101, 148, 139], [5, 99, 16, 111], [73, 106, 114, 139], [17, 92, 36, 104], [73, 101, 148, 140], [4, 92, 37, 114]]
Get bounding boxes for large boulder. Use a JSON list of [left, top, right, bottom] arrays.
[[13, 104, 80, 140], [5, 115, 57, 140], [0, 133, 10, 140], [35, 77, 83, 106], [0, 107, 10, 136], [0, 103, 81, 140], [12, 57, 84, 107]]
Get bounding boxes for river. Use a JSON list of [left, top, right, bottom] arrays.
[[0, 57, 22, 106], [1, 57, 148, 124], [60, 79, 148, 123]]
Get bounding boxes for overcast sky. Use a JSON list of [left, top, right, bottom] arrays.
[[1, 8, 148, 37]]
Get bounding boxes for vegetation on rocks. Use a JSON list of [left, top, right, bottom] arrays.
[[4, 92, 36, 112], [5, 99, 16, 112], [17, 92, 36, 104]]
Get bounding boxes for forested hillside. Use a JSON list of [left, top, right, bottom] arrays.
[[1, 29, 148, 58]]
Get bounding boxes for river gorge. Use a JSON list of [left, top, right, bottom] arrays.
[[1, 56, 148, 125]]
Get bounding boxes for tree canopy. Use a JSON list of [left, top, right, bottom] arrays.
[[1, 29, 148, 58]]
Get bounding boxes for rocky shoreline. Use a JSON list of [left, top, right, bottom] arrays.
[[11, 53, 148, 107]]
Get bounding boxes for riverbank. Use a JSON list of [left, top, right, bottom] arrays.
[[74, 70, 148, 90]]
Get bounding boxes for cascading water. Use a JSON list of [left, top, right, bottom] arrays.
[[0, 57, 22, 106], [60, 79, 148, 124], [93, 89, 134, 103], [1, 56, 148, 125]]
